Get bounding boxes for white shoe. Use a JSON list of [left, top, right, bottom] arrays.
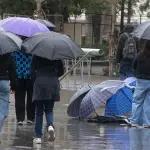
[[27, 120, 34, 125], [33, 138, 42, 144], [17, 121, 23, 125], [48, 126, 55, 142], [131, 124, 139, 127]]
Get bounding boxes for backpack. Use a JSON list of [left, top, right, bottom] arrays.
[[123, 33, 137, 59]]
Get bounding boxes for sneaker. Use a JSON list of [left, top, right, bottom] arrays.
[[17, 121, 23, 125], [48, 126, 55, 142], [33, 138, 42, 144], [131, 124, 139, 127], [27, 120, 34, 125]]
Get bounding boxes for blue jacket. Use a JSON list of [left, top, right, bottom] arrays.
[[12, 51, 32, 79]]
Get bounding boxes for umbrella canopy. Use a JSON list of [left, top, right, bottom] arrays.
[[0, 27, 5, 33], [0, 17, 49, 37], [132, 21, 150, 40], [0, 32, 22, 55], [22, 32, 84, 60], [79, 77, 136, 118], [36, 19, 56, 28], [68, 80, 125, 118], [67, 86, 92, 117], [105, 78, 136, 116]]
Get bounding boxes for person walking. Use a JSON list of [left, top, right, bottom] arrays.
[[0, 54, 16, 135], [130, 40, 150, 127], [117, 24, 139, 80], [12, 51, 35, 125], [30, 56, 64, 144]]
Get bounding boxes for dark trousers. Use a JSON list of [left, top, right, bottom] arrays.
[[15, 79, 35, 122], [35, 100, 55, 138], [120, 60, 134, 81]]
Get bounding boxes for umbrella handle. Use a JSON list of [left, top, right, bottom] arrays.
[[124, 84, 135, 90], [59, 52, 91, 81]]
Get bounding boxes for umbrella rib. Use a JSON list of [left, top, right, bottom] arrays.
[[52, 36, 57, 59], [30, 38, 47, 53], [60, 38, 76, 58], [141, 26, 150, 39]]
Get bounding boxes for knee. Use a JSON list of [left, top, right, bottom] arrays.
[[44, 109, 53, 114], [36, 108, 44, 116]]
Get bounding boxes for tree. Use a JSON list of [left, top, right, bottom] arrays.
[[140, 0, 150, 12], [42, 0, 109, 21], [42, 0, 110, 45], [120, 0, 125, 33], [127, 0, 132, 23], [84, 0, 110, 44], [117, 0, 139, 32], [0, 0, 36, 18]]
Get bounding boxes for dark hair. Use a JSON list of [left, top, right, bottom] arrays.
[[20, 36, 28, 40], [142, 40, 150, 56]]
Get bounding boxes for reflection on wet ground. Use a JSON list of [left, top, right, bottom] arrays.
[[0, 90, 150, 150]]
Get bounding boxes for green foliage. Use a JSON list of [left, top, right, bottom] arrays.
[[140, 0, 150, 12], [0, 0, 36, 17], [117, 0, 139, 16], [44, 0, 109, 15], [82, 0, 109, 14]]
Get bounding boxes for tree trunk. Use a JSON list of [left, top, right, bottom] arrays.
[[34, 0, 45, 19], [127, 0, 132, 23], [92, 14, 101, 46], [120, 0, 125, 33]]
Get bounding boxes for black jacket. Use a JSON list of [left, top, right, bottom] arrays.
[[133, 52, 150, 80], [0, 54, 16, 90], [30, 56, 65, 78], [31, 56, 65, 101]]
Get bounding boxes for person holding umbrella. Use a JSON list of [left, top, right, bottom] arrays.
[[12, 39, 35, 125], [0, 54, 16, 135], [130, 40, 150, 127], [0, 31, 22, 136], [31, 56, 64, 144], [0, 17, 49, 125], [21, 31, 84, 143]]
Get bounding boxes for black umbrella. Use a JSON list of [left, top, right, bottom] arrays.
[[0, 32, 22, 55], [132, 21, 150, 40], [22, 32, 84, 60]]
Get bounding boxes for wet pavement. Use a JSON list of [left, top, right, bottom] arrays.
[[0, 76, 150, 150]]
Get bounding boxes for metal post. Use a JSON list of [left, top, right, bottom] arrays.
[[109, 2, 116, 76], [81, 59, 84, 86], [140, 14, 142, 24], [87, 57, 92, 85]]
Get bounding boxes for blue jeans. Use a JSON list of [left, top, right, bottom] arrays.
[[0, 80, 10, 136], [120, 60, 134, 80], [35, 100, 55, 138], [130, 79, 150, 126]]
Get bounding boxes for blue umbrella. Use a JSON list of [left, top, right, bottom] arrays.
[[105, 79, 136, 116], [79, 77, 136, 118]]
